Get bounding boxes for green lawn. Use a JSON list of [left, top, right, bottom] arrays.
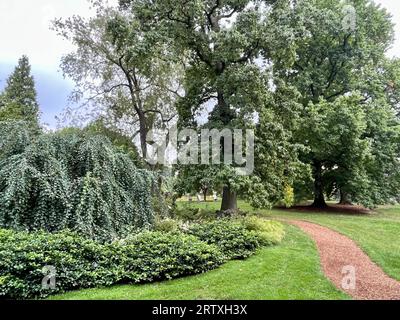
[[266, 206, 400, 281], [177, 200, 400, 281], [49, 224, 348, 300]]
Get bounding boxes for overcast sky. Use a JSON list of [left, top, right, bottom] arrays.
[[0, 0, 399, 127]]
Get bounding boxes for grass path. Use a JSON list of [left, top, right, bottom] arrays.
[[49, 225, 348, 300]]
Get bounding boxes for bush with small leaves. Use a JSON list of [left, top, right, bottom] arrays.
[[154, 218, 180, 233], [283, 185, 295, 208]]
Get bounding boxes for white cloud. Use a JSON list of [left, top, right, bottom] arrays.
[[374, 0, 400, 58], [0, 0, 117, 71], [0, 0, 399, 72]]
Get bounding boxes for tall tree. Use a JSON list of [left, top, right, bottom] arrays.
[[0, 56, 40, 125], [121, 0, 299, 211], [273, 0, 400, 208], [53, 2, 181, 161]]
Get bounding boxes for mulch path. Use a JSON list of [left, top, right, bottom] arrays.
[[279, 204, 373, 215], [290, 220, 400, 300]]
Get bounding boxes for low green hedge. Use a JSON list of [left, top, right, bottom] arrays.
[[0, 229, 223, 299], [116, 231, 224, 282], [0, 218, 285, 299], [187, 219, 264, 260]]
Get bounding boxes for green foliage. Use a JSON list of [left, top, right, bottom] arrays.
[[118, 231, 224, 283], [48, 224, 348, 301], [188, 219, 263, 260], [172, 206, 216, 222], [240, 216, 285, 245], [85, 119, 143, 166], [119, 0, 304, 211], [53, 4, 180, 159], [0, 228, 224, 299], [0, 124, 154, 241], [0, 56, 39, 126], [0, 229, 116, 299], [153, 218, 180, 233], [0, 120, 34, 160], [175, 165, 220, 200], [283, 185, 295, 208], [273, 0, 400, 207]]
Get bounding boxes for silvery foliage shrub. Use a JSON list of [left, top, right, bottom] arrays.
[[0, 121, 154, 241]]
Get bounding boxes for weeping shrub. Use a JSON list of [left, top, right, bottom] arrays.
[[0, 120, 34, 159], [0, 122, 154, 241]]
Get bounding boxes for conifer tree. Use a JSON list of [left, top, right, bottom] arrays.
[[1, 56, 40, 124]]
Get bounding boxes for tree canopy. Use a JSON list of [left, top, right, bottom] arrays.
[[118, 0, 304, 210], [53, 3, 181, 161], [272, 0, 400, 207], [46, 0, 400, 210]]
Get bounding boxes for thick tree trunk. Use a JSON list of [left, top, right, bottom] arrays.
[[339, 189, 352, 205], [221, 186, 238, 211], [311, 161, 327, 208]]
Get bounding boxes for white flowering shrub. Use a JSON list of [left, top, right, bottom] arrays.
[[0, 121, 154, 241]]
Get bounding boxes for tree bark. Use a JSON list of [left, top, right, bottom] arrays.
[[138, 111, 148, 161], [311, 161, 327, 208], [203, 189, 208, 202], [339, 189, 352, 205], [221, 186, 238, 211]]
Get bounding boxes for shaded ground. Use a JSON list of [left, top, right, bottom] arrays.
[[278, 204, 373, 215], [291, 220, 400, 300]]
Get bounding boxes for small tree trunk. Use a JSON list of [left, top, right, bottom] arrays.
[[139, 116, 148, 161], [203, 189, 208, 202], [221, 186, 238, 211], [339, 189, 352, 205], [312, 161, 327, 208]]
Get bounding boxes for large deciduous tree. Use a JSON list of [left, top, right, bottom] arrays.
[[273, 0, 400, 208], [120, 0, 300, 211], [53, 2, 181, 161]]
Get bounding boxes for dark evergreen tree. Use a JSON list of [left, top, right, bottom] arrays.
[[1, 56, 40, 125]]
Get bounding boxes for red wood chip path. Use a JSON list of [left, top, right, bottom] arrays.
[[290, 220, 400, 300]]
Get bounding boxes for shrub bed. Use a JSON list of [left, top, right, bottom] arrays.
[[187, 219, 264, 260], [0, 229, 223, 299], [240, 216, 286, 245], [0, 217, 285, 299], [117, 231, 224, 282]]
